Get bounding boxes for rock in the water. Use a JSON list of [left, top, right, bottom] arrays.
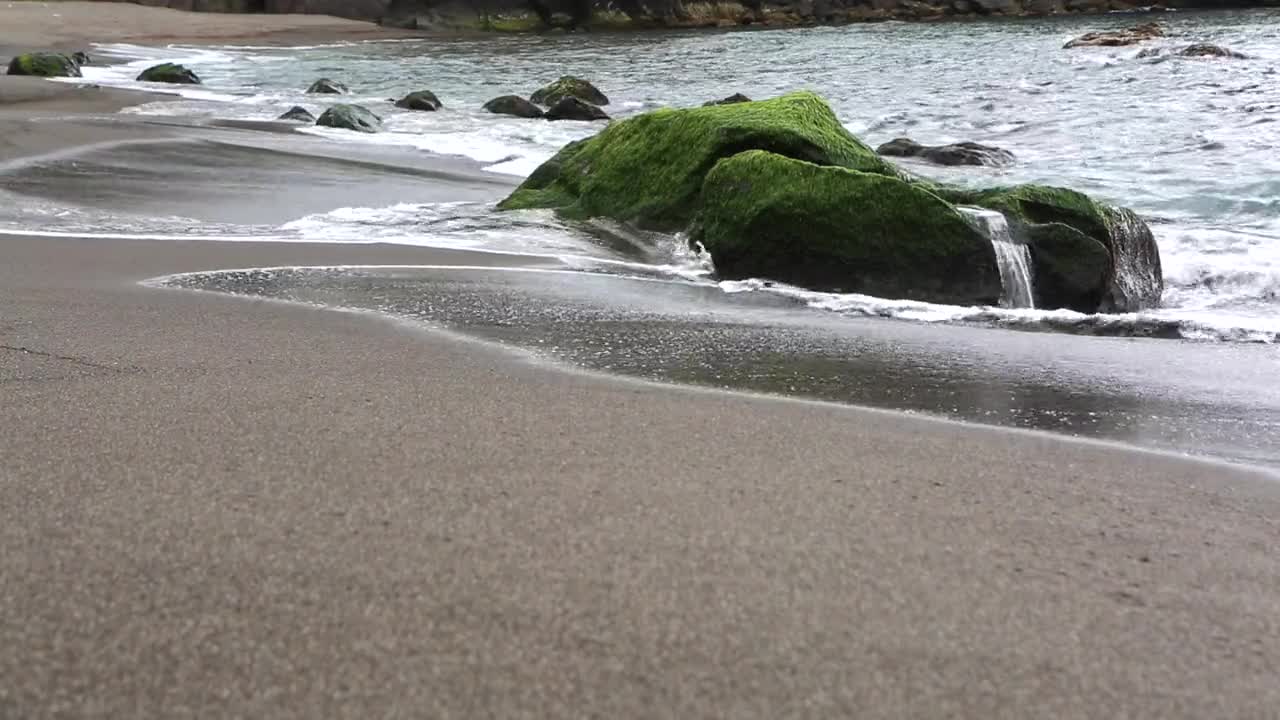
[[545, 97, 610, 121], [277, 105, 316, 122], [499, 91, 1160, 312], [307, 78, 348, 94], [136, 63, 200, 84], [6, 52, 81, 78], [315, 103, 382, 133], [1064, 22, 1164, 49], [483, 95, 544, 118], [876, 138, 1015, 167], [704, 93, 752, 106], [394, 90, 442, 111], [71, 51, 90, 66], [696, 151, 1003, 305], [941, 185, 1163, 313], [530, 76, 609, 107], [1179, 44, 1248, 59]]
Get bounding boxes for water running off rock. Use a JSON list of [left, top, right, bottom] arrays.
[[960, 207, 1035, 309]]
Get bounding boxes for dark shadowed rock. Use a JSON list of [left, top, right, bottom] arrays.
[[544, 96, 610, 121], [394, 90, 443, 111], [277, 105, 316, 122], [6, 52, 81, 78], [876, 138, 1015, 167], [704, 93, 753, 106], [306, 78, 348, 94], [1179, 44, 1249, 59], [483, 95, 544, 118], [530, 76, 609, 106], [136, 63, 201, 84], [1064, 22, 1164, 49], [71, 51, 90, 66], [316, 103, 382, 133]]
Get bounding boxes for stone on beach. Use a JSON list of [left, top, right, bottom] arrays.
[[316, 103, 382, 132], [6, 52, 82, 78], [136, 63, 201, 84]]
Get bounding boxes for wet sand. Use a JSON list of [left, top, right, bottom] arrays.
[[4, 47, 1280, 720]]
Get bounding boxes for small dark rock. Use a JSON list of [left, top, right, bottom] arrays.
[[306, 78, 348, 94], [483, 95, 544, 118], [544, 96, 610, 122], [1179, 44, 1249, 59], [704, 93, 752, 106], [316, 103, 382, 133], [394, 90, 443, 111], [71, 51, 90, 66], [136, 63, 200, 84], [876, 137, 1014, 167], [1064, 22, 1164, 49], [530, 76, 609, 107], [277, 105, 316, 122]]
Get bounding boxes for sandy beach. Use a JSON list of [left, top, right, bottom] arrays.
[[4, 3, 1280, 718]]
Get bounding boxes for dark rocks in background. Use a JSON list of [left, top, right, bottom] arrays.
[[704, 93, 752, 106], [278, 105, 317, 122], [876, 138, 1015, 167], [1179, 44, 1249, 59], [306, 78, 348, 94], [483, 95, 545, 118], [544, 96, 610, 121], [1064, 22, 1164, 48], [395, 90, 443, 110]]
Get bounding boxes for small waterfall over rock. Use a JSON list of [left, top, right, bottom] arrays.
[[959, 207, 1035, 309]]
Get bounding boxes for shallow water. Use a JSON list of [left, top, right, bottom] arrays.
[[5, 9, 1278, 340]]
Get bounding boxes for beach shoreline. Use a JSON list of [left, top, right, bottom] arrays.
[[4, 7, 1280, 717]]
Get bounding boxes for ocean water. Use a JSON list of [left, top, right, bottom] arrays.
[[5, 10, 1280, 343]]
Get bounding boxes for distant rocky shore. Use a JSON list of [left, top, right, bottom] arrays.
[[85, 0, 1280, 31]]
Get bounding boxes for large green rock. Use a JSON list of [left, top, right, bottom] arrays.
[[6, 52, 81, 78], [941, 184, 1162, 312], [499, 91, 904, 231], [693, 151, 1002, 305], [499, 92, 1161, 313], [529, 76, 609, 106]]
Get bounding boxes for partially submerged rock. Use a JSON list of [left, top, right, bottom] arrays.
[[315, 103, 382, 133], [306, 78, 348, 94], [876, 138, 1014, 167], [6, 52, 81, 78], [500, 91, 1160, 313], [545, 96, 610, 121], [530, 76, 609, 107], [136, 63, 200, 84], [277, 105, 316, 122], [394, 90, 443, 111], [696, 151, 1002, 305], [71, 51, 90, 67], [1179, 44, 1248, 59], [483, 95, 544, 118], [704, 93, 752, 106], [1064, 22, 1164, 49]]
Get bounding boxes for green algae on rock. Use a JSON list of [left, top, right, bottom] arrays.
[[499, 91, 903, 231], [136, 63, 201, 84], [529, 76, 610, 107], [499, 91, 1161, 313], [694, 150, 1002, 305], [6, 52, 81, 78]]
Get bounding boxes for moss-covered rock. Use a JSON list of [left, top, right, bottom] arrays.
[[941, 184, 1162, 312], [499, 91, 903, 230], [692, 151, 1002, 304], [136, 63, 201, 84], [6, 52, 81, 78], [529, 76, 609, 107], [483, 95, 544, 118], [394, 90, 442, 111], [316, 104, 382, 133]]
